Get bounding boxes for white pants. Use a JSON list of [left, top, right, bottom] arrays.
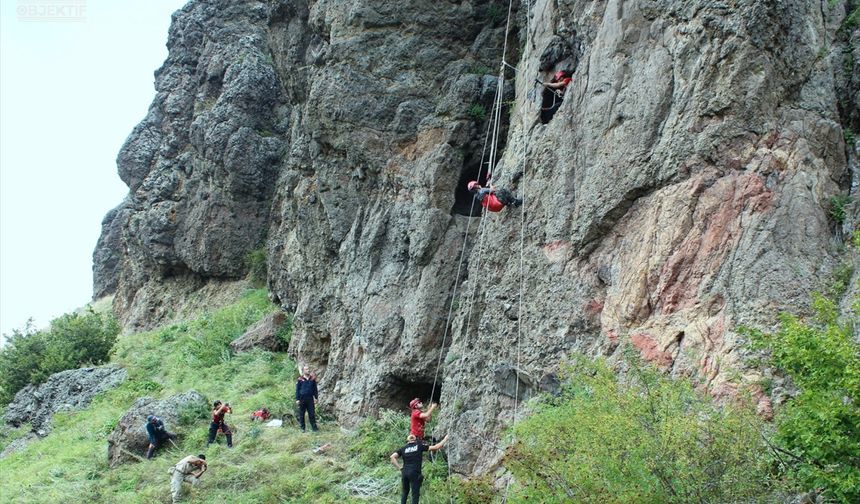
[[169, 467, 199, 503]]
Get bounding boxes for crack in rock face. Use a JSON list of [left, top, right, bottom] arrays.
[[94, 0, 858, 473]]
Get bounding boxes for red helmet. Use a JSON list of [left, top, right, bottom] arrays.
[[409, 398, 421, 409], [467, 181, 480, 191], [554, 70, 569, 80]]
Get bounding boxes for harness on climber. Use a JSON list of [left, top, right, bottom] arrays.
[[536, 70, 573, 124]]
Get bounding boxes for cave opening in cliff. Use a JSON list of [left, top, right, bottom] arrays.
[[452, 162, 490, 216], [377, 375, 442, 412]]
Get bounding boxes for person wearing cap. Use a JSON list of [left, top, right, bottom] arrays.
[[409, 399, 437, 440], [145, 414, 177, 459], [390, 433, 449, 504], [169, 453, 207, 503], [466, 181, 523, 213], [538, 69, 573, 124]]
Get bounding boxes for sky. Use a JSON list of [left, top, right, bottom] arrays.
[[0, 0, 189, 338]]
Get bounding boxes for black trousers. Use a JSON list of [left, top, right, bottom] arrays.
[[495, 188, 522, 207], [540, 88, 563, 124], [146, 432, 176, 458], [400, 470, 423, 504], [207, 421, 233, 447], [297, 398, 318, 431]]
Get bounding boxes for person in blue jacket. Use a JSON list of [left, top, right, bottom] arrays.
[[295, 365, 319, 432], [145, 414, 177, 459]]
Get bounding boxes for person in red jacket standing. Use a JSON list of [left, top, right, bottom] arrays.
[[207, 400, 233, 447], [467, 181, 523, 212], [409, 398, 437, 440]]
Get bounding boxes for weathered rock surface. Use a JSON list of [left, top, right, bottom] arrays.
[[107, 391, 207, 467], [4, 366, 127, 436], [95, 0, 859, 473], [230, 311, 289, 353]]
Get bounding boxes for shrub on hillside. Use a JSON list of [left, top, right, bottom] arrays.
[[745, 294, 860, 503], [0, 310, 120, 405], [348, 409, 411, 466], [505, 355, 778, 503], [245, 248, 267, 288]]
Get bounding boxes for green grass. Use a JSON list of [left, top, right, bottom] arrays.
[[0, 290, 479, 503]]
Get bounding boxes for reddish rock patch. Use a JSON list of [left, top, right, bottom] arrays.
[[630, 332, 674, 368], [541, 240, 570, 263], [655, 173, 773, 315], [584, 299, 604, 317]]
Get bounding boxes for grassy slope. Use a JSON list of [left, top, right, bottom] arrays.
[[0, 290, 457, 504]]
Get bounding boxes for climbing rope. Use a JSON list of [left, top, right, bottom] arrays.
[[429, 71, 505, 405], [505, 0, 535, 500], [421, 0, 534, 500]]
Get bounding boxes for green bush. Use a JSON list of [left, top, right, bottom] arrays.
[[0, 310, 120, 405], [467, 104, 487, 122], [844, 127, 856, 147], [746, 294, 860, 503], [348, 409, 410, 466], [505, 355, 777, 503], [245, 248, 267, 288], [829, 194, 852, 224]]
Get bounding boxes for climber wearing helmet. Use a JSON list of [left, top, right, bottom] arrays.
[[538, 69, 573, 124], [409, 398, 437, 440], [467, 181, 523, 212]]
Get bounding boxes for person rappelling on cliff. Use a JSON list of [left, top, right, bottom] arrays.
[[467, 181, 523, 212], [537, 69, 573, 124]]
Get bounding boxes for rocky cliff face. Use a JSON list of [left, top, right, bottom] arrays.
[[94, 0, 859, 473]]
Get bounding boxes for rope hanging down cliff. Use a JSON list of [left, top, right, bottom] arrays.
[[424, 0, 527, 497]]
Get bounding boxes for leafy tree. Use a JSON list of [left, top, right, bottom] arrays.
[[747, 294, 860, 502], [0, 321, 47, 404], [0, 310, 120, 405]]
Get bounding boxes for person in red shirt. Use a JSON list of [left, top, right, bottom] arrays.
[[467, 181, 522, 212], [207, 400, 233, 447], [539, 69, 573, 124], [408, 398, 437, 440], [250, 408, 270, 421]]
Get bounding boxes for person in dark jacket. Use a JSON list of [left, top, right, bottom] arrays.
[[295, 365, 319, 432], [145, 414, 177, 459], [467, 181, 522, 212], [207, 400, 233, 447], [390, 434, 449, 504]]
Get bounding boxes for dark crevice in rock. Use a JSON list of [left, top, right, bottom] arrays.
[[376, 375, 442, 412], [452, 161, 490, 216]]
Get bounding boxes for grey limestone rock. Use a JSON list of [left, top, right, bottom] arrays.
[[230, 310, 289, 353], [93, 0, 859, 474], [4, 366, 127, 436], [106, 390, 208, 467]]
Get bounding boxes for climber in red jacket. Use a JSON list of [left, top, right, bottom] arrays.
[[467, 181, 523, 212], [538, 69, 573, 124]]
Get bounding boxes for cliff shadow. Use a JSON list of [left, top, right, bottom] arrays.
[[376, 374, 442, 412], [452, 162, 490, 216]]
